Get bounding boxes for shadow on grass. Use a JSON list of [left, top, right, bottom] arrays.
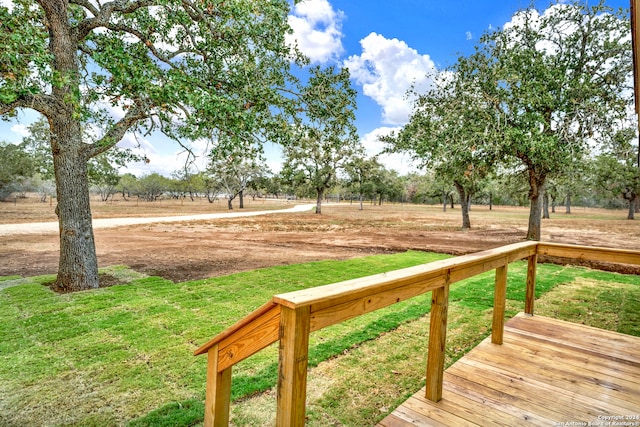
[[129, 301, 434, 427]]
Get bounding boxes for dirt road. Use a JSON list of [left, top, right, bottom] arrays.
[[0, 204, 317, 236], [2, 202, 638, 283]]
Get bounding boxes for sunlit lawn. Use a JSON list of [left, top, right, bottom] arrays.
[[1, 252, 639, 427]]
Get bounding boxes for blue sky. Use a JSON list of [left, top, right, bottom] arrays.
[[0, 0, 632, 176]]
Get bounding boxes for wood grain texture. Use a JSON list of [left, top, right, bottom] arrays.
[[276, 306, 311, 427], [215, 304, 281, 372], [194, 301, 279, 356], [425, 283, 450, 402], [378, 313, 640, 426], [203, 346, 232, 427], [537, 242, 640, 265], [274, 241, 537, 310], [492, 264, 507, 345], [525, 254, 538, 315]]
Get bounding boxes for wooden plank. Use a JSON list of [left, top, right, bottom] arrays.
[[383, 315, 640, 426], [276, 305, 311, 427], [465, 336, 640, 408], [274, 241, 537, 311], [216, 303, 281, 372], [509, 313, 640, 348], [504, 331, 640, 383], [401, 395, 476, 427], [443, 371, 562, 425], [377, 411, 437, 427], [378, 404, 450, 427], [425, 283, 449, 402], [309, 275, 446, 332], [525, 254, 537, 315], [413, 385, 546, 426], [203, 345, 232, 427], [451, 355, 634, 418], [492, 264, 507, 345], [537, 242, 640, 266], [194, 301, 279, 356], [506, 314, 640, 366]]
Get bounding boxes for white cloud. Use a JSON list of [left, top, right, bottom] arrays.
[[287, 0, 344, 63], [466, 31, 473, 41], [10, 124, 30, 138], [344, 33, 437, 125], [360, 127, 420, 175], [0, 0, 13, 12]]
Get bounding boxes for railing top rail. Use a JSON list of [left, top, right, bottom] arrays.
[[273, 241, 538, 310], [537, 242, 640, 266], [194, 241, 640, 358], [194, 241, 538, 357]]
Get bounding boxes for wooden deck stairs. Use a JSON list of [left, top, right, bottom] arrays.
[[378, 313, 640, 426]]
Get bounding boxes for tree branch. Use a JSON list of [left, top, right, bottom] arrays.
[[87, 101, 150, 158], [76, 0, 157, 39], [70, 0, 100, 18], [0, 94, 58, 117]]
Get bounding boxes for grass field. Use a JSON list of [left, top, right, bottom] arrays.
[[1, 251, 639, 426]]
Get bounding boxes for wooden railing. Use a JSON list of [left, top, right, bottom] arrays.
[[193, 241, 640, 426]]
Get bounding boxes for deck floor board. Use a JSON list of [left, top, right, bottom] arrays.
[[377, 313, 640, 427]]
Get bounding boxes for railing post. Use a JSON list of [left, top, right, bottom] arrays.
[[276, 305, 311, 427], [525, 254, 538, 315], [425, 280, 450, 402], [492, 264, 508, 345], [204, 345, 232, 427]]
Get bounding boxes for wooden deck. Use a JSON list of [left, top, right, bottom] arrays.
[[378, 313, 640, 426]]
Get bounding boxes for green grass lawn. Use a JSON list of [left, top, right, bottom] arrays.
[[1, 252, 639, 427]]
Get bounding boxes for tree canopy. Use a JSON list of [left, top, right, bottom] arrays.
[[386, 62, 495, 229], [477, 1, 632, 239], [387, 0, 633, 238], [282, 66, 361, 214], [0, 141, 33, 200]]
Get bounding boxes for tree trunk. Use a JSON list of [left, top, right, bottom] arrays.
[[627, 193, 636, 220], [378, 193, 383, 206], [542, 191, 550, 219], [227, 196, 234, 210], [442, 190, 447, 212], [53, 123, 100, 291], [315, 188, 323, 214], [239, 189, 244, 209], [565, 192, 572, 214], [489, 192, 493, 211], [359, 193, 363, 211], [43, 0, 99, 291], [526, 175, 545, 241], [551, 194, 556, 214], [454, 182, 471, 229]]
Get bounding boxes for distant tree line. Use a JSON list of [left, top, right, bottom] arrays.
[[1, 121, 636, 215]]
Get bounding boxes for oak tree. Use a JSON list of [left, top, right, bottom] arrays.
[[385, 63, 495, 229], [0, 0, 304, 290], [282, 66, 361, 214], [472, 1, 631, 239]]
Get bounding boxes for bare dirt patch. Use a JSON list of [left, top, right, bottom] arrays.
[[1, 196, 639, 283]]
